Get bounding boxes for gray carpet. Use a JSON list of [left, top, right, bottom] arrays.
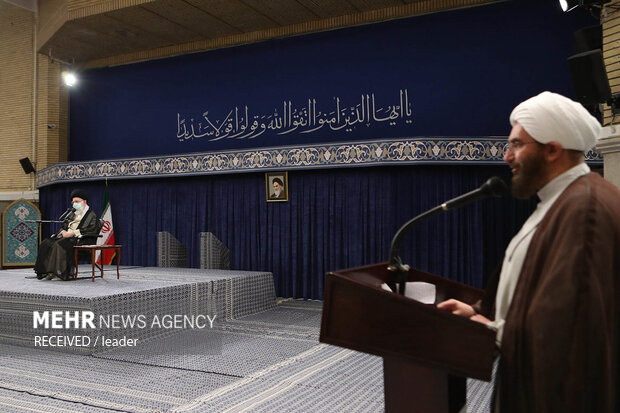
[[0, 300, 385, 412], [0, 268, 277, 354]]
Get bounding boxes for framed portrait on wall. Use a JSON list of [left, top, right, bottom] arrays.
[[266, 172, 288, 202]]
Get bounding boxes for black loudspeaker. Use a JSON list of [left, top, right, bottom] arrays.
[[19, 157, 36, 174], [583, 0, 612, 8], [573, 25, 602, 54], [567, 49, 612, 105]]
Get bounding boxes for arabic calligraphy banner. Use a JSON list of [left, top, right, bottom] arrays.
[[176, 91, 412, 143], [68, 1, 591, 161]]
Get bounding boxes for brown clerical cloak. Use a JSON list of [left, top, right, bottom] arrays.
[[497, 172, 620, 412]]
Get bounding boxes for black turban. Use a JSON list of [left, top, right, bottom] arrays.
[[70, 189, 89, 200]]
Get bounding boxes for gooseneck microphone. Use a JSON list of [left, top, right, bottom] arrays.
[[58, 207, 76, 221], [53, 207, 77, 238], [52, 207, 76, 239], [386, 176, 508, 295], [440, 176, 509, 211]]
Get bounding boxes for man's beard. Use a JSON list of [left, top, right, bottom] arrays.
[[274, 189, 281, 197], [510, 150, 546, 199]]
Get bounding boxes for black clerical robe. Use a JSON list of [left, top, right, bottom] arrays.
[[34, 209, 99, 280]]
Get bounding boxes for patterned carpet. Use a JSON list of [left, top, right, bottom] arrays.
[[0, 300, 385, 412], [0, 267, 277, 353]]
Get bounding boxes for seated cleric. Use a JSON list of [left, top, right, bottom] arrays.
[[34, 189, 99, 281]]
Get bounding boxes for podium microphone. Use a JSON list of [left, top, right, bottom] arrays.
[[440, 176, 509, 211], [387, 176, 508, 295]]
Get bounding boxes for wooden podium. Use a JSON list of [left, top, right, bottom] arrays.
[[320, 262, 496, 413]]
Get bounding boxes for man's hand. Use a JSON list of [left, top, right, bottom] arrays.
[[470, 314, 491, 325], [60, 230, 74, 238], [437, 299, 491, 326], [436, 299, 476, 318]]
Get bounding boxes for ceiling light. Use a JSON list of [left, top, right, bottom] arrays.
[[560, 0, 580, 11], [62, 71, 77, 87]]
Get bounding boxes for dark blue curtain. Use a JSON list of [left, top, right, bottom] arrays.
[[39, 165, 534, 299]]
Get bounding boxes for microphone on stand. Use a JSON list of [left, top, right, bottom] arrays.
[[54, 207, 76, 238], [439, 176, 509, 211], [58, 207, 76, 221], [386, 176, 508, 295]]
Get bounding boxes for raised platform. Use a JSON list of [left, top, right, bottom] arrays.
[[0, 267, 276, 354], [0, 300, 386, 412]]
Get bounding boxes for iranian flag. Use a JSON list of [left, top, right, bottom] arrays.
[[95, 186, 115, 265]]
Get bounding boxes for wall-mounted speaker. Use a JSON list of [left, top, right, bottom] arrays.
[[573, 25, 602, 54], [19, 157, 36, 174], [567, 49, 612, 105]]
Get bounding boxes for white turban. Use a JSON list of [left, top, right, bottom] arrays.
[[509, 91, 601, 152]]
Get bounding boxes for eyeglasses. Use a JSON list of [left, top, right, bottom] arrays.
[[505, 141, 538, 153]]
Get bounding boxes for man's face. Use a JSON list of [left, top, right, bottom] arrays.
[[504, 123, 546, 199], [273, 181, 282, 195], [72, 197, 86, 210]]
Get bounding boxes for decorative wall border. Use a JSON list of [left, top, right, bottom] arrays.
[[36, 137, 603, 187]]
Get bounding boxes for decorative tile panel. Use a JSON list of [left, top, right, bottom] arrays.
[[2, 199, 41, 266]]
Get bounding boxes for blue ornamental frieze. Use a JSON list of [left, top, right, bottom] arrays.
[[36, 137, 602, 187]]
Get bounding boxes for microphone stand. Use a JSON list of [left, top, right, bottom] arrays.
[[21, 219, 65, 241], [387, 177, 508, 296], [387, 205, 445, 295], [22, 208, 75, 239]]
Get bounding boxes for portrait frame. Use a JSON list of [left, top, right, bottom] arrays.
[[266, 172, 289, 202]]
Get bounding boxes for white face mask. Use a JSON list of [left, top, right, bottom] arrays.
[[73, 202, 83, 211]]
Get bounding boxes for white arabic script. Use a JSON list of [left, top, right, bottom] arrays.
[[176, 89, 413, 142]]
